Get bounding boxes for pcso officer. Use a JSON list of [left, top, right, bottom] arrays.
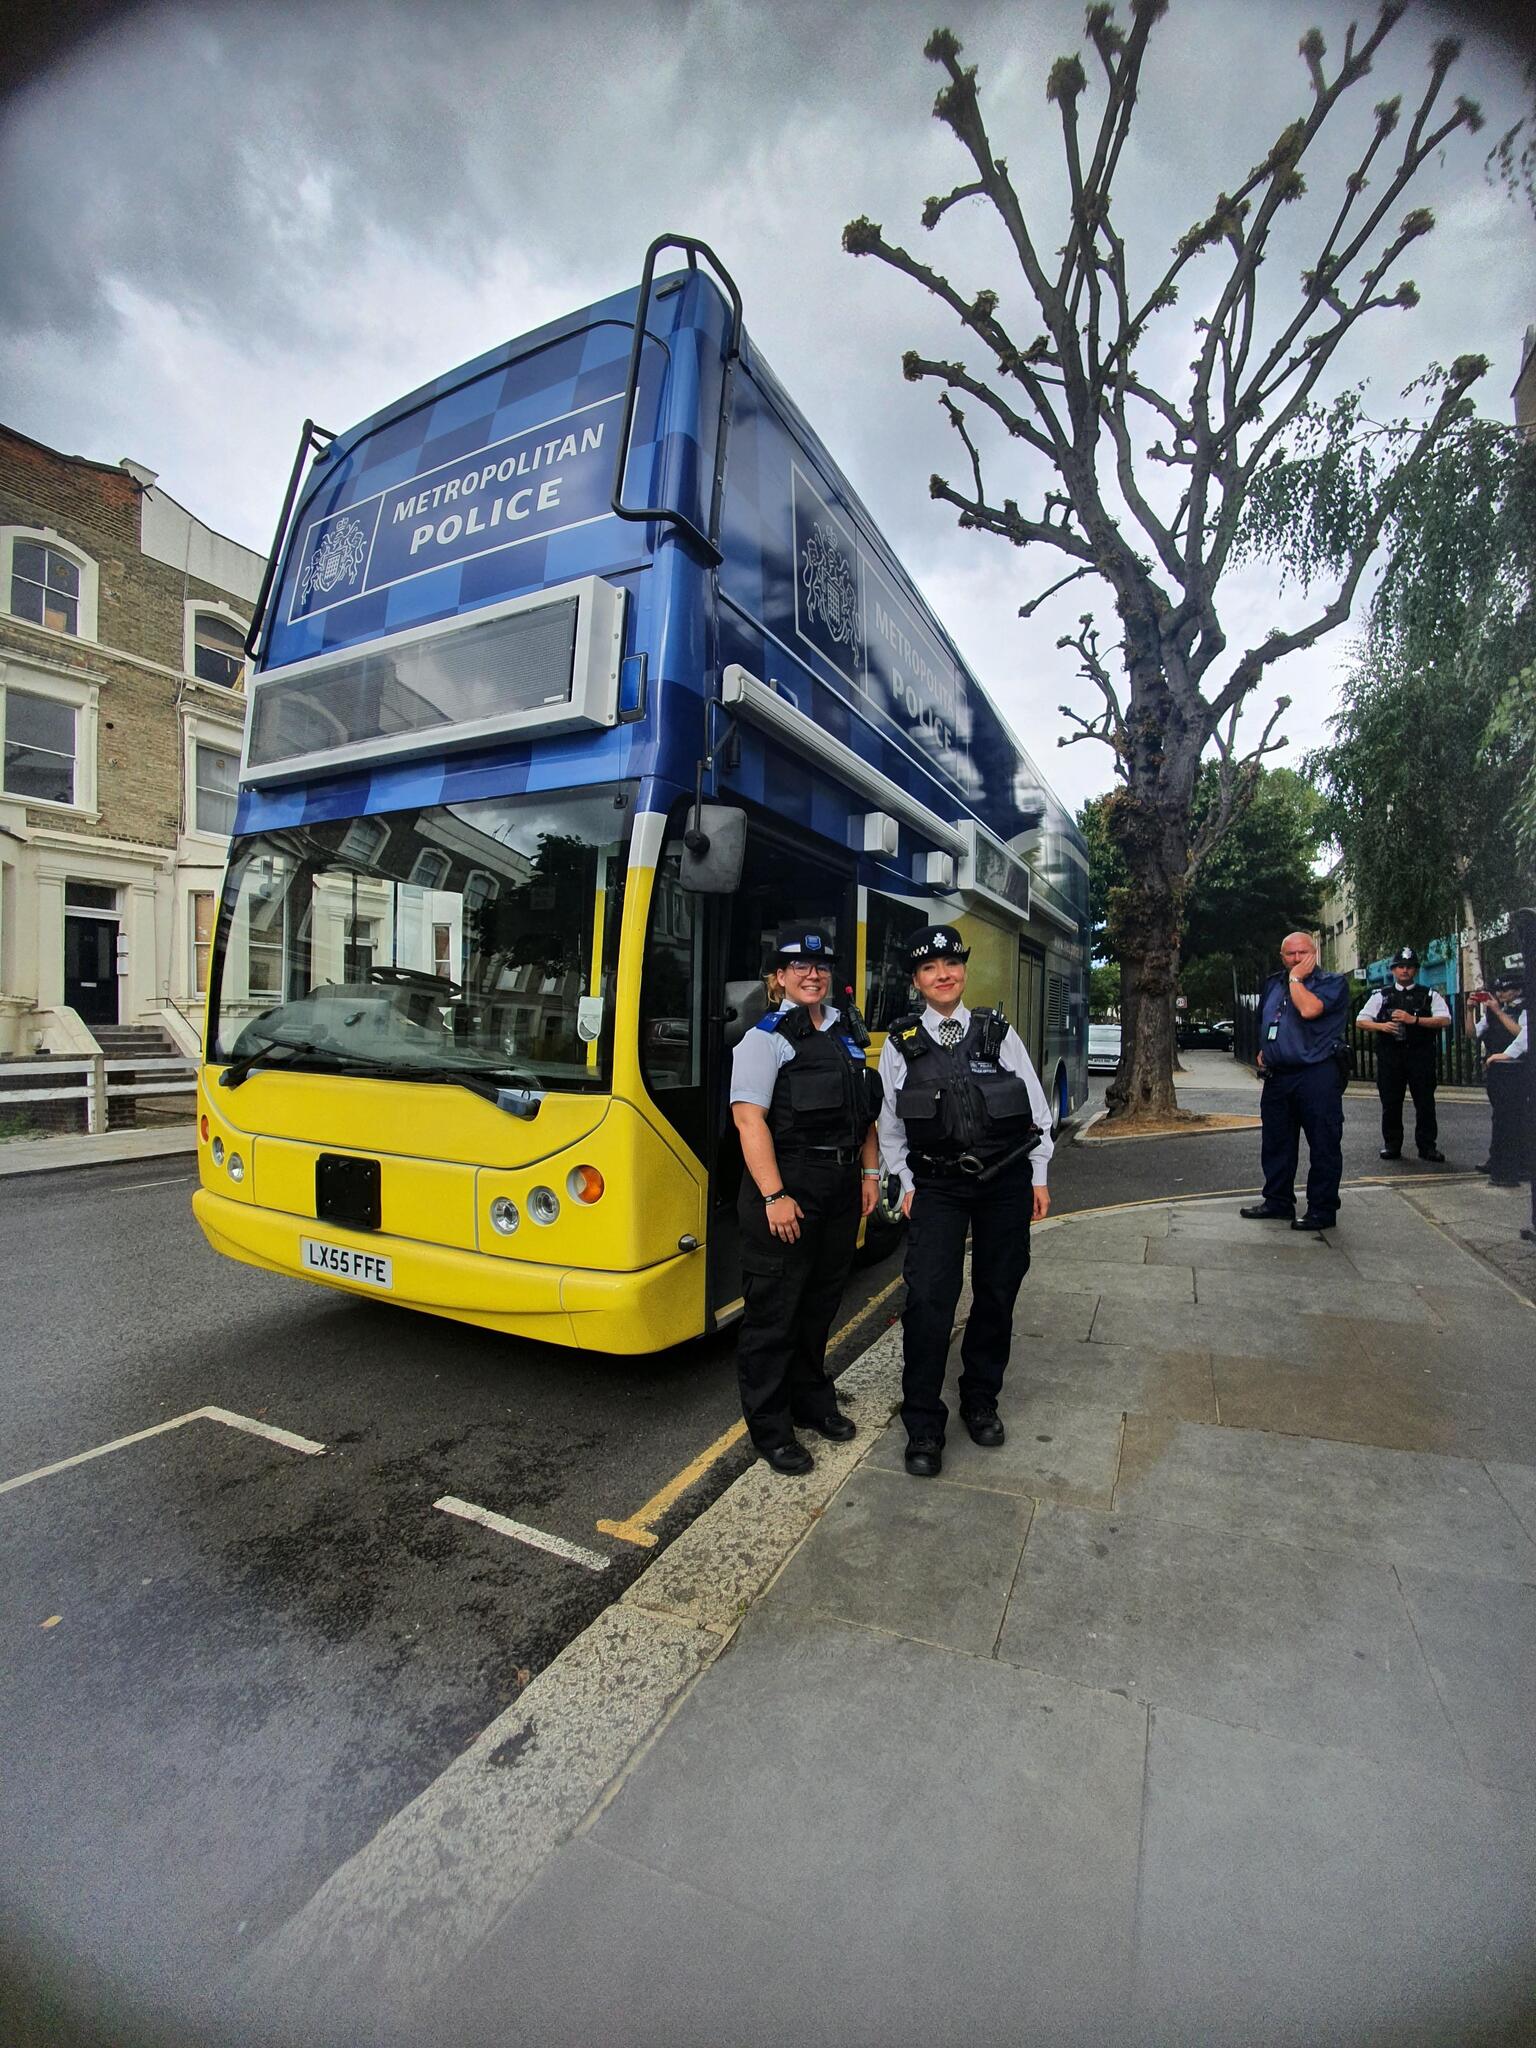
[[876, 924, 1052, 1478], [729, 924, 882, 1475], [1482, 1003, 1536, 1244], [1240, 931, 1350, 1231], [1356, 946, 1451, 1162], [1470, 974, 1525, 1186]]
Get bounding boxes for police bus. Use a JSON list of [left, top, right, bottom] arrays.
[[197, 236, 1088, 1354]]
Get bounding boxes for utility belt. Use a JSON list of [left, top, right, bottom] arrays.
[[777, 1143, 862, 1168], [911, 1134, 1039, 1185]]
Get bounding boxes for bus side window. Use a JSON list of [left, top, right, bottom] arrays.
[[865, 890, 929, 1033], [640, 853, 703, 1094]]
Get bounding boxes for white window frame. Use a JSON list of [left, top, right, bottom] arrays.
[[1, 527, 100, 642], [0, 658, 99, 815], [179, 706, 244, 843], [183, 599, 250, 689]]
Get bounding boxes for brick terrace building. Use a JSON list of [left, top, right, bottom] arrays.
[[0, 423, 263, 1054]]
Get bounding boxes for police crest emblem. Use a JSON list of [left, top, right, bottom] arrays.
[[299, 515, 368, 604], [801, 521, 859, 653]]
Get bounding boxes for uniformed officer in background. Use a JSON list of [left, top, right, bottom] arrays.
[[1356, 945, 1452, 1162], [1470, 973, 1525, 1186], [877, 925, 1052, 1479], [730, 925, 882, 1475]]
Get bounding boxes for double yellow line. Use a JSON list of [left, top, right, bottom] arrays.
[[595, 1271, 904, 1549]]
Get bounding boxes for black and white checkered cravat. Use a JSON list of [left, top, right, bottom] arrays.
[[938, 1018, 962, 1048]]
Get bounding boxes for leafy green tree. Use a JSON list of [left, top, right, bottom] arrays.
[[1089, 961, 1121, 1015], [1245, 411, 1536, 960], [1079, 764, 1325, 982], [845, 7, 1492, 1120]]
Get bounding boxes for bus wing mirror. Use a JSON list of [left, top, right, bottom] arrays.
[[679, 806, 746, 894]]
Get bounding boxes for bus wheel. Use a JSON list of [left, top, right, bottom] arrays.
[[856, 1172, 908, 1266], [1053, 1065, 1070, 1136]]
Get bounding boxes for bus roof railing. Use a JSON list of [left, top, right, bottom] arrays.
[[610, 233, 743, 566], [244, 417, 335, 663]]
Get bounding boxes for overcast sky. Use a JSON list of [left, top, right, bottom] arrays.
[[1, 0, 1531, 815]]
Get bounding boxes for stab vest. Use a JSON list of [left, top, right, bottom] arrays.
[[1377, 981, 1437, 1061], [890, 1009, 1040, 1171], [1483, 1004, 1521, 1058], [760, 1006, 881, 1152]]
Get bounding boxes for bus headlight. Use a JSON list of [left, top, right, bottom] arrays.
[[211, 1136, 225, 1167], [528, 1185, 560, 1225], [227, 1151, 245, 1183], [566, 1165, 605, 1204], [489, 1196, 520, 1235]]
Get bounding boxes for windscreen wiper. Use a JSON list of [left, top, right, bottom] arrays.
[[218, 1036, 333, 1089], [382, 1064, 544, 1116]]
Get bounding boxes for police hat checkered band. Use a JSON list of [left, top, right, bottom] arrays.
[[906, 924, 970, 968], [1391, 946, 1418, 967]]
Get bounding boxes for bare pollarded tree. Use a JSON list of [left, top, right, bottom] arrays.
[[844, 1, 1489, 1118]]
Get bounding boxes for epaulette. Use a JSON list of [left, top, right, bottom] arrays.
[[753, 1011, 782, 1034]]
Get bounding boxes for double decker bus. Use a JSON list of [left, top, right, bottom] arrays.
[[197, 236, 1089, 1354]]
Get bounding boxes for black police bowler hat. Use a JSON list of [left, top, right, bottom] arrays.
[[771, 923, 838, 965], [906, 924, 971, 969], [1390, 945, 1419, 968], [1493, 974, 1523, 993]]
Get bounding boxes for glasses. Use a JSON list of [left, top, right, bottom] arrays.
[[782, 961, 831, 977]]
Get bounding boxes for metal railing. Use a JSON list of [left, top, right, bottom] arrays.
[[1234, 986, 1493, 1087], [1, 1051, 196, 1136]]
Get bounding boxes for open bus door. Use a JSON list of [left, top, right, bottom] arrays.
[[704, 820, 857, 1330]]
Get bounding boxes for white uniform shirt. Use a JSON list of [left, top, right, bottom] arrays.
[[1499, 1014, 1528, 1063], [729, 1002, 849, 1107], [1357, 988, 1451, 1025], [876, 1003, 1054, 1195], [1476, 1001, 1523, 1042]]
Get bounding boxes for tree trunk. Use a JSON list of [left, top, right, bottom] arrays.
[[1103, 637, 1194, 1122]]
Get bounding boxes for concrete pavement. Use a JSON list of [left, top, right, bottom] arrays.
[[223, 1172, 1536, 2048], [0, 1123, 195, 1176]]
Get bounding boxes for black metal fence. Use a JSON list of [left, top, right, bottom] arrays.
[[1234, 984, 1494, 1087]]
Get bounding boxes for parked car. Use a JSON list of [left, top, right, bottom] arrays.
[[1176, 1017, 1235, 1050], [1087, 1022, 1122, 1072]]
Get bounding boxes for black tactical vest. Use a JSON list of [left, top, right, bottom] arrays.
[[1483, 1004, 1521, 1058], [765, 1007, 880, 1153], [1377, 981, 1437, 1061], [890, 1009, 1039, 1172]]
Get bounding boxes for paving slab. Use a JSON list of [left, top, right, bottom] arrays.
[[761, 1464, 1031, 1655], [1210, 1347, 1461, 1456], [589, 1606, 1147, 2047], [1489, 1459, 1536, 1538], [1132, 1707, 1536, 2047], [1012, 1335, 1216, 1424], [1028, 1224, 1151, 1265], [1397, 1565, 1536, 1791], [1113, 1418, 1536, 1578], [998, 1504, 1465, 1774], [1089, 1299, 1374, 1367], [1020, 1260, 1196, 1303], [443, 1836, 805, 2048], [1009, 1285, 1099, 1342], [866, 1392, 1125, 1507], [1340, 1240, 1507, 1289], [1145, 1231, 1346, 1274], [1193, 1265, 1439, 1323]]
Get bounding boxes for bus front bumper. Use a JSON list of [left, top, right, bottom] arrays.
[[193, 1189, 705, 1354]]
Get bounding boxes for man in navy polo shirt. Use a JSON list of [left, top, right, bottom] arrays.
[[1239, 930, 1351, 1233]]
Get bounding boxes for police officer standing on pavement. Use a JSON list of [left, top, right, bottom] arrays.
[[1356, 946, 1452, 1162], [1470, 974, 1525, 1186], [1240, 931, 1351, 1231], [729, 925, 882, 1475], [877, 925, 1052, 1479]]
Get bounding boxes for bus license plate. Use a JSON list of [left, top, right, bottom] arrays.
[[300, 1238, 394, 1290]]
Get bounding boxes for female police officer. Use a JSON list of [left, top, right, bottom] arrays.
[[877, 925, 1053, 1477], [729, 925, 882, 1474]]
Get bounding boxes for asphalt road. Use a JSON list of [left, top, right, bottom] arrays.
[[0, 1068, 1498, 2039]]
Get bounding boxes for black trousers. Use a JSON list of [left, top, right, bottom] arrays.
[[1260, 1061, 1345, 1219], [1377, 1051, 1438, 1154], [1486, 1061, 1523, 1180], [900, 1160, 1034, 1443], [735, 1161, 861, 1451]]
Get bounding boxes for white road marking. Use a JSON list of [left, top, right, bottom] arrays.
[[0, 1406, 326, 1496], [114, 1176, 195, 1191], [433, 1495, 611, 1573]]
